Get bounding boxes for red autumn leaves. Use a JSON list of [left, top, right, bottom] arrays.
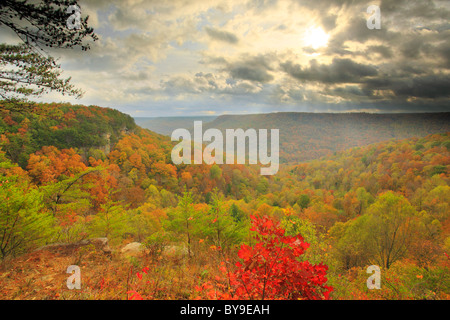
[[195, 215, 332, 300]]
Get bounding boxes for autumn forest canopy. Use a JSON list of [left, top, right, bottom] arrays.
[[0, 101, 449, 300]]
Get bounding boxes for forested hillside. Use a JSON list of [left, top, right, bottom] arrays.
[[204, 112, 450, 163], [0, 102, 448, 300], [0, 101, 137, 168]]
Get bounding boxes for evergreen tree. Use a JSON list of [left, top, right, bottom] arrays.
[[0, 154, 54, 258]]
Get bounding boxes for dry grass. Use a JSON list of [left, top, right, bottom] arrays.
[[0, 243, 234, 300]]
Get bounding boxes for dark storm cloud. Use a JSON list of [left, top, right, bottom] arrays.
[[395, 63, 428, 77], [281, 58, 378, 84], [205, 26, 239, 44], [381, 0, 450, 19], [226, 55, 275, 83], [330, 16, 399, 46], [331, 85, 373, 98], [358, 73, 450, 100], [229, 66, 273, 83], [366, 45, 393, 59], [321, 14, 337, 31], [436, 41, 450, 68], [155, 71, 265, 99], [391, 75, 450, 99], [400, 38, 432, 59], [323, 46, 355, 57]]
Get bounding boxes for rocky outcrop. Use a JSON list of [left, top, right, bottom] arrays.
[[101, 133, 111, 155], [35, 237, 112, 255], [118, 243, 191, 260], [161, 245, 191, 259]]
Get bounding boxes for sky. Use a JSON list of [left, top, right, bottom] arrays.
[[2, 0, 450, 117]]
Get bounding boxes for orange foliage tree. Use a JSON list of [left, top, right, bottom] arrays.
[[27, 146, 87, 184]]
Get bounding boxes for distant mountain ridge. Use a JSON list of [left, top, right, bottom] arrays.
[[133, 112, 449, 164], [134, 116, 217, 135], [203, 112, 450, 163]]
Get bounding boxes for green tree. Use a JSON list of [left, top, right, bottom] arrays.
[[0, 44, 83, 101], [41, 167, 100, 214], [297, 194, 311, 209], [331, 192, 419, 270], [0, 0, 96, 51], [0, 163, 54, 259], [355, 187, 374, 215], [329, 216, 373, 270], [256, 177, 268, 194], [423, 185, 450, 221], [230, 203, 244, 223], [165, 190, 197, 257], [210, 164, 222, 180], [0, 0, 97, 101], [88, 200, 129, 244], [365, 192, 418, 269], [206, 189, 246, 250]]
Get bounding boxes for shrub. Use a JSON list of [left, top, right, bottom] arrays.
[[196, 215, 333, 300]]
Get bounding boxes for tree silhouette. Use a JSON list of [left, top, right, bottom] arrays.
[[0, 1, 97, 101], [0, 0, 97, 51]]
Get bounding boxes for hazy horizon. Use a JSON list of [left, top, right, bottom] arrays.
[[132, 110, 450, 119]]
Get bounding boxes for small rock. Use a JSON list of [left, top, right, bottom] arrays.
[[120, 242, 144, 257]]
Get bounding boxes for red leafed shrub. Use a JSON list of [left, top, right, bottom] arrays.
[[197, 215, 333, 300]]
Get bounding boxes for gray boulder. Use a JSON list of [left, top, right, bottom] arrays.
[[120, 242, 145, 257]]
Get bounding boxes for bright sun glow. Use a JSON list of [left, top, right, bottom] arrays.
[[303, 27, 330, 49]]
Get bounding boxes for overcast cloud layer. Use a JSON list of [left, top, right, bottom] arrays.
[[2, 0, 449, 116]]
